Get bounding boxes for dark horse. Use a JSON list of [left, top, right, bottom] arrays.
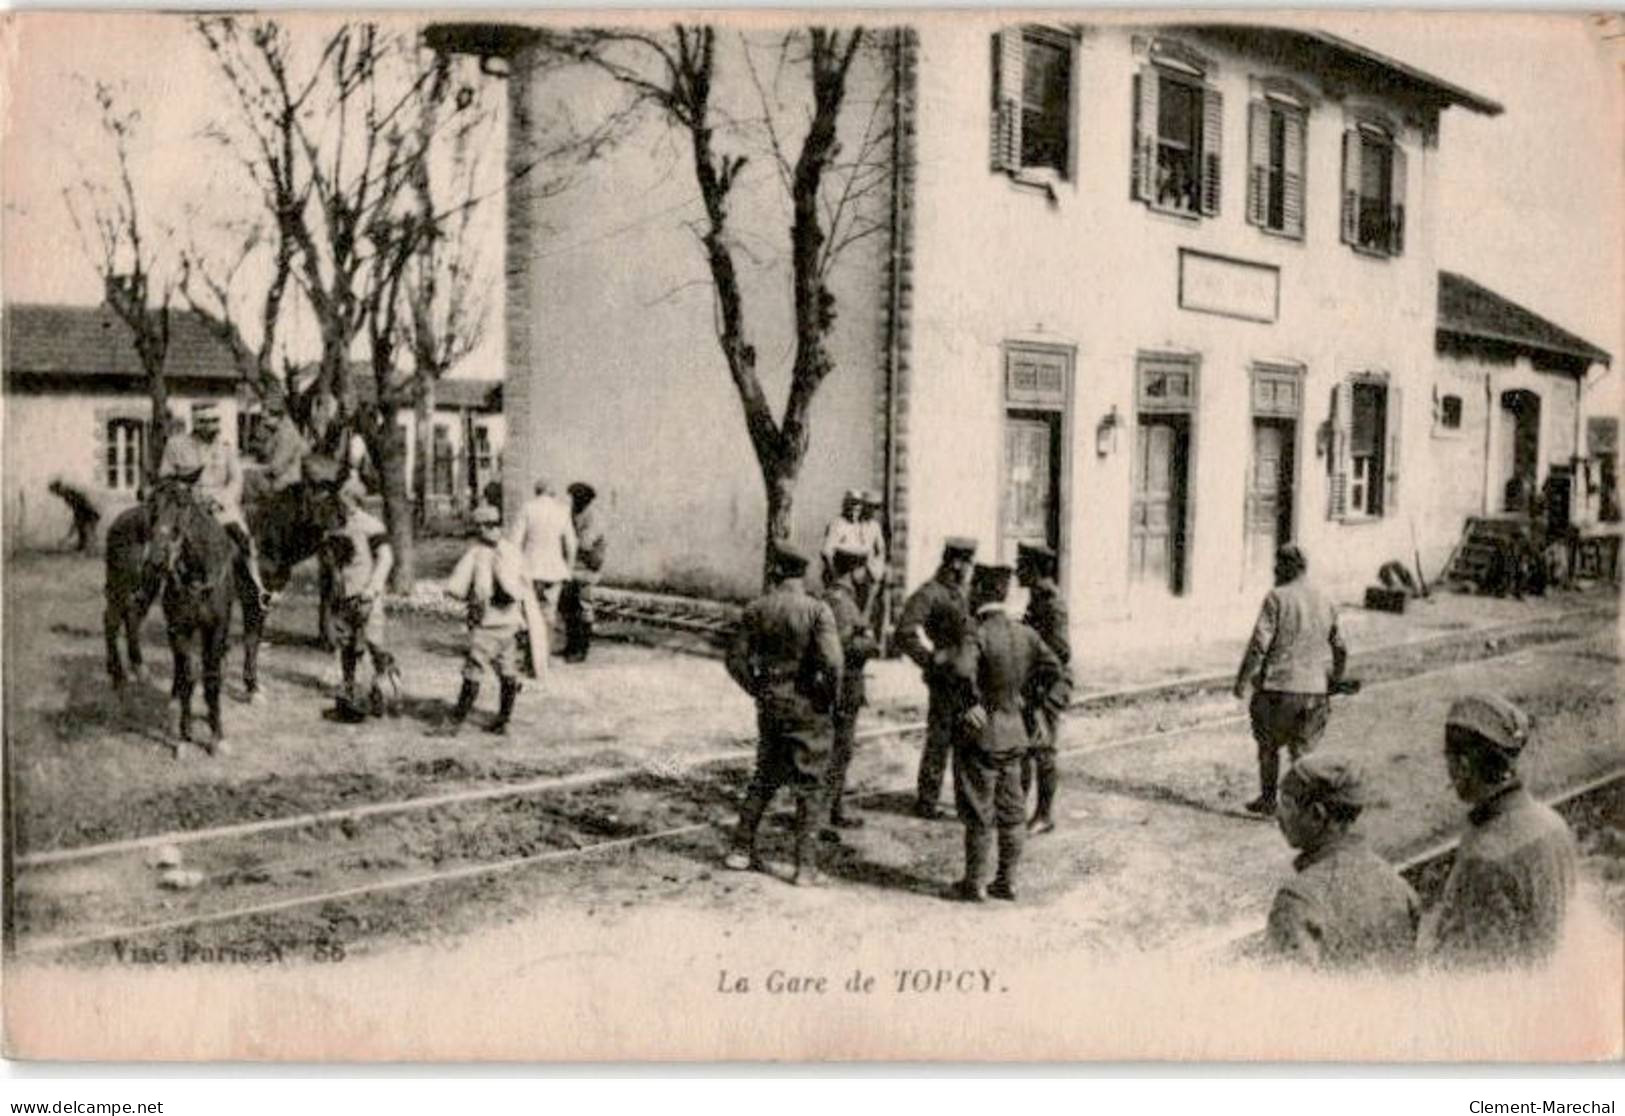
[[103, 466, 345, 704], [104, 478, 237, 752]]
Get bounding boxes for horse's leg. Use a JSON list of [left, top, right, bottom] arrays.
[[203, 622, 229, 754], [125, 592, 150, 682], [170, 633, 194, 744], [238, 574, 265, 703], [317, 562, 336, 651], [104, 597, 127, 688]]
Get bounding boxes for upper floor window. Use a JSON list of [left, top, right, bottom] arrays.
[[1133, 44, 1222, 218], [106, 418, 145, 494], [991, 27, 1074, 179], [1437, 393, 1463, 432], [1341, 122, 1407, 256], [1247, 95, 1306, 238]]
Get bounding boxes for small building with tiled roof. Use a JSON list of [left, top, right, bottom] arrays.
[[2, 302, 248, 551], [1426, 270, 1615, 567]]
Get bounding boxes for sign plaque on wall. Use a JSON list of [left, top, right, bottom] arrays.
[[1178, 249, 1280, 324]]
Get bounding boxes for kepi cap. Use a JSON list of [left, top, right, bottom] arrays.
[[1447, 693, 1530, 755], [970, 563, 1013, 599], [1282, 753, 1369, 810], [191, 400, 221, 423], [770, 544, 811, 578], [942, 536, 978, 559], [842, 488, 865, 504]]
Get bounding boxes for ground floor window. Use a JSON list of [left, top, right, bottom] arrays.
[[106, 418, 145, 493], [1132, 353, 1198, 596], [1329, 376, 1400, 521]]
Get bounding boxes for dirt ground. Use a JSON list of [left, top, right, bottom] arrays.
[[7, 552, 1620, 967]]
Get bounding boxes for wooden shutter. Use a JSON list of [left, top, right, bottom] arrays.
[[1339, 129, 1361, 246], [1327, 382, 1353, 520], [990, 31, 1023, 172], [1282, 110, 1305, 237], [1385, 383, 1403, 514], [92, 411, 110, 490], [1388, 142, 1407, 255], [1131, 66, 1158, 202], [1200, 85, 1223, 216], [1246, 100, 1269, 226]]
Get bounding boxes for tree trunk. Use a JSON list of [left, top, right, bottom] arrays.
[[375, 417, 416, 593], [147, 373, 170, 480], [762, 457, 799, 585], [412, 383, 433, 530]]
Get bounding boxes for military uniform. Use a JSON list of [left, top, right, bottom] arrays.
[[561, 484, 606, 662], [1235, 547, 1347, 812], [724, 549, 843, 883], [948, 566, 1066, 901], [896, 540, 976, 816], [437, 508, 531, 734], [820, 562, 879, 831], [1427, 780, 1578, 967], [158, 407, 271, 602], [1268, 832, 1420, 969], [1017, 544, 1073, 832], [323, 505, 400, 719], [262, 416, 311, 492]]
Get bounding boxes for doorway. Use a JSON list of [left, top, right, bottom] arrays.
[[1003, 410, 1063, 563], [1246, 417, 1296, 579], [1131, 414, 1191, 595], [1499, 389, 1540, 511]]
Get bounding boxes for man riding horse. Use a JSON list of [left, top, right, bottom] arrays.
[[156, 400, 272, 609]]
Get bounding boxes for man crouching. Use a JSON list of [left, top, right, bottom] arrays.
[[723, 545, 843, 886]]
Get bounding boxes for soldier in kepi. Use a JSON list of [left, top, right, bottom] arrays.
[[1266, 753, 1419, 969], [895, 536, 978, 819], [433, 505, 533, 737], [1016, 543, 1073, 835], [819, 548, 880, 838], [723, 545, 843, 886], [948, 564, 1067, 902], [320, 483, 402, 722], [257, 393, 310, 494], [156, 401, 272, 608], [1423, 694, 1580, 968], [1233, 543, 1347, 815]]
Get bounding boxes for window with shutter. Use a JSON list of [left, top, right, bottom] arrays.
[[1246, 102, 1269, 227], [1340, 130, 1362, 246], [1344, 123, 1404, 256], [1281, 110, 1305, 237], [1249, 98, 1306, 238], [990, 27, 1072, 179], [1327, 382, 1353, 520], [1135, 58, 1221, 219]]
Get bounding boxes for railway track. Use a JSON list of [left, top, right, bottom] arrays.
[[13, 625, 1615, 960]]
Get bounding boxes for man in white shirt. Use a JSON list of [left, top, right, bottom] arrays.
[[509, 477, 577, 628]]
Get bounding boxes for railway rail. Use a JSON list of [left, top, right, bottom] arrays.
[[12, 627, 1614, 960]]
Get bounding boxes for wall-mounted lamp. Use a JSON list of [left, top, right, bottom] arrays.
[[1095, 406, 1120, 457]]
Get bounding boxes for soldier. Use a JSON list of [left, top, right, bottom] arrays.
[[819, 489, 884, 607], [820, 548, 880, 837], [895, 536, 978, 819], [1423, 694, 1580, 968], [1016, 543, 1073, 834], [509, 477, 577, 633], [433, 505, 531, 736], [157, 401, 272, 606], [948, 564, 1067, 902], [1233, 544, 1347, 815], [722, 546, 843, 886], [321, 485, 402, 722], [560, 481, 606, 663], [258, 394, 310, 494], [48, 479, 101, 553], [1266, 753, 1419, 969]]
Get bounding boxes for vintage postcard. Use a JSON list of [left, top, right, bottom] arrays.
[[1, 8, 1620, 1062]]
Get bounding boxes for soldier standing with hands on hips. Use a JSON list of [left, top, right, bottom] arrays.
[[948, 563, 1068, 902], [895, 537, 978, 819], [723, 546, 843, 886]]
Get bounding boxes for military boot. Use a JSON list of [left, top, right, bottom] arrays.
[[954, 829, 992, 902], [486, 678, 522, 735], [1029, 754, 1058, 835], [989, 826, 1024, 901], [792, 793, 824, 887], [427, 679, 478, 737], [724, 786, 771, 872]]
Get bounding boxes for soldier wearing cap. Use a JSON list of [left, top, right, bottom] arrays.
[[1266, 753, 1419, 969], [1423, 694, 1579, 967], [434, 504, 532, 736], [1233, 544, 1348, 815], [157, 401, 272, 605], [1016, 543, 1073, 834], [820, 489, 886, 610], [819, 548, 881, 836], [723, 545, 843, 885], [320, 481, 401, 722], [946, 563, 1068, 901], [857, 491, 890, 639], [896, 536, 978, 818], [258, 394, 311, 493], [560, 482, 606, 662]]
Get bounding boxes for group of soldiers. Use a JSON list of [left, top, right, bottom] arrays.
[[724, 526, 1582, 971], [723, 529, 1072, 901]]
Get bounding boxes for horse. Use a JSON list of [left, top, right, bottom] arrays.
[[104, 478, 238, 752]]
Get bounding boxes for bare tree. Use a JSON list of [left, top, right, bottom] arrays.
[[560, 26, 893, 580], [63, 81, 178, 475]]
